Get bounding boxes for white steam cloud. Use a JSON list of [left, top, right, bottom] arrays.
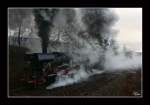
[[104, 49, 142, 71], [46, 8, 142, 90], [46, 65, 104, 89]]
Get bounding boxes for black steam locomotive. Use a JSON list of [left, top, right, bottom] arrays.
[[24, 52, 71, 87]]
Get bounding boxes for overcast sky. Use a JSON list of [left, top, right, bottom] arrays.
[[111, 8, 142, 52]]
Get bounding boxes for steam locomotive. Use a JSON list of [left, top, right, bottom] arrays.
[[24, 52, 71, 87]]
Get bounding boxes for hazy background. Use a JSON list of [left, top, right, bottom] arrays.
[[112, 8, 142, 52]]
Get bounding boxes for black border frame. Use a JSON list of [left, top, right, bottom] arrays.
[[1, 0, 144, 104]]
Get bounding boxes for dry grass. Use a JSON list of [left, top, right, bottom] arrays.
[[46, 70, 141, 96], [9, 69, 142, 96]]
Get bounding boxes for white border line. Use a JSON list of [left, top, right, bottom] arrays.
[[7, 7, 143, 98]]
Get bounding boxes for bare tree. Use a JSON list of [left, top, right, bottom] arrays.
[[8, 8, 33, 47]]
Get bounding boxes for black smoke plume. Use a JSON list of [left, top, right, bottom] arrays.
[[81, 9, 117, 49], [76, 8, 118, 69], [33, 9, 59, 53]]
